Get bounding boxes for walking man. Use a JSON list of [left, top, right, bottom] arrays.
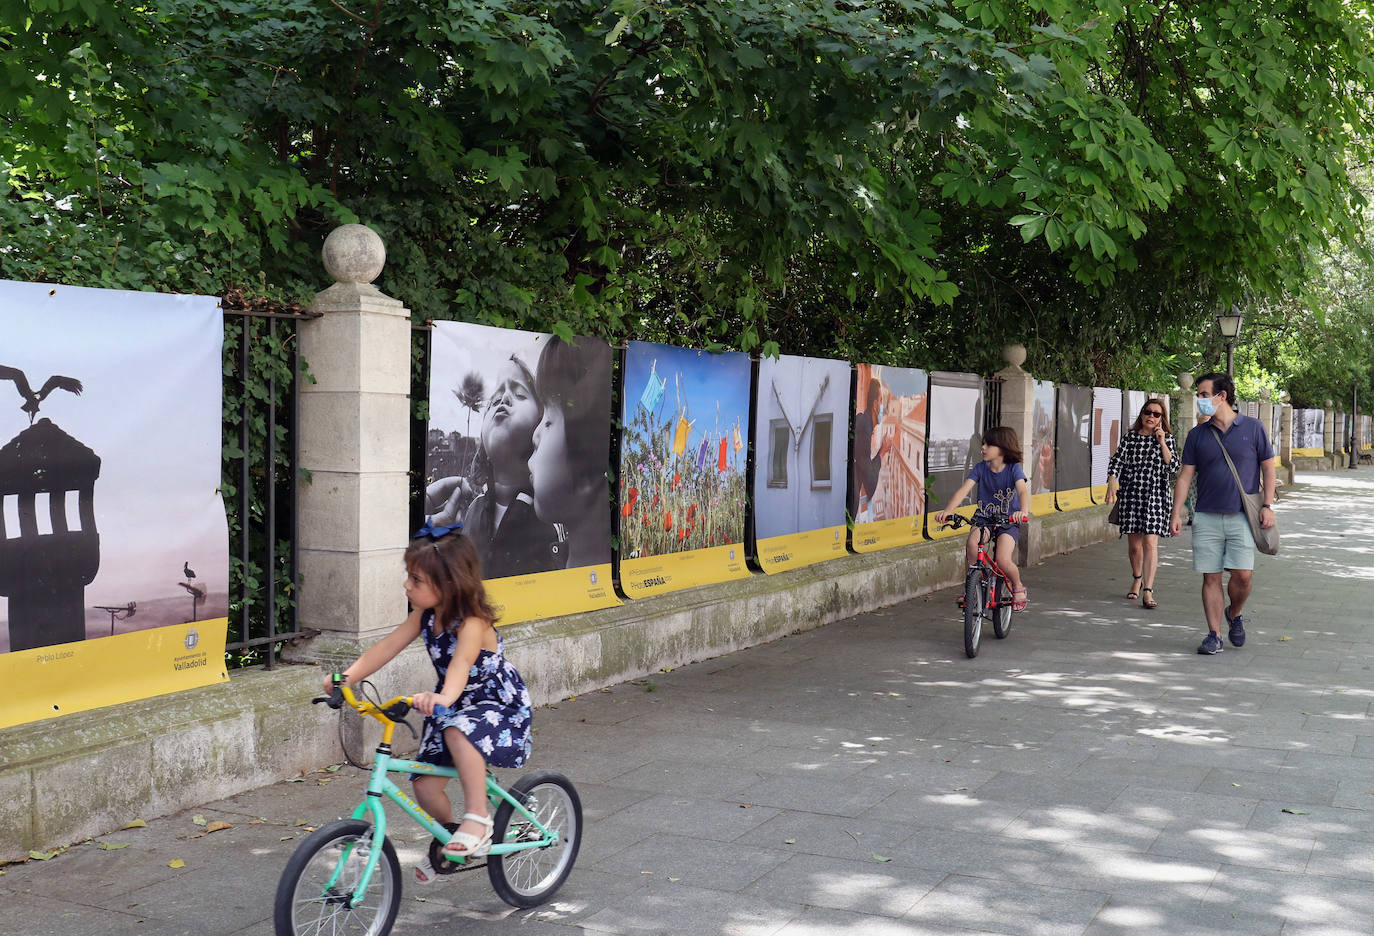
[[1169, 372, 1277, 654]]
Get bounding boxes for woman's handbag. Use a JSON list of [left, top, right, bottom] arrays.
[[1210, 428, 1279, 555], [1107, 500, 1121, 525]]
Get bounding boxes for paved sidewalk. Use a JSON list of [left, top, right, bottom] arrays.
[[5, 471, 1374, 936]]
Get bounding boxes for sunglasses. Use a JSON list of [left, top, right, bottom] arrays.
[[1143, 410, 1164, 418]]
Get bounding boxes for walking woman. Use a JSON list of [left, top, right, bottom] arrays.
[[1105, 399, 1180, 609]]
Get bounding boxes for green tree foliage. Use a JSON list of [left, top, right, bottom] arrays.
[[3, 0, 1373, 387]]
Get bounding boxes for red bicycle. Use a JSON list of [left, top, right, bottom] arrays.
[[941, 508, 1023, 658]]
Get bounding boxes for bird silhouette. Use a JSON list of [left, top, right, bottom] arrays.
[[183, 561, 197, 580], [0, 365, 83, 423]]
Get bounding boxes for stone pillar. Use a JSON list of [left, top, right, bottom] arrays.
[[294, 225, 412, 648], [1324, 400, 1336, 462], [994, 344, 1036, 565]]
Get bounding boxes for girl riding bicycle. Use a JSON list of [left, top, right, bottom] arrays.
[[326, 523, 532, 882], [934, 426, 1032, 610]]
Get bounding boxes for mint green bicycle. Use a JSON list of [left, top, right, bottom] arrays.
[[273, 679, 581, 935]]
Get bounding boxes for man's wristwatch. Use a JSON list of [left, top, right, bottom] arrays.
[[1262, 504, 1273, 509]]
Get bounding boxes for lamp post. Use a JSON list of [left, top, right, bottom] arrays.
[[1351, 380, 1359, 470], [1216, 307, 1244, 376]]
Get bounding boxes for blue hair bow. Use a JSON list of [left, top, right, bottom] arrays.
[[414, 518, 462, 539]]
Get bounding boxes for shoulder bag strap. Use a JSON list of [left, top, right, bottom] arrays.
[[1209, 426, 1248, 497]]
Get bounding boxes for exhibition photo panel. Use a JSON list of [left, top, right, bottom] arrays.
[[425, 321, 619, 623], [1029, 379, 1057, 515], [752, 354, 850, 573], [925, 372, 985, 540], [0, 281, 229, 728], [851, 363, 928, 552], [1055, 384, 1093, 510], [619, 341, 752, 599]]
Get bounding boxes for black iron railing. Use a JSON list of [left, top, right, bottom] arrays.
[[222, 307, 315, 667]]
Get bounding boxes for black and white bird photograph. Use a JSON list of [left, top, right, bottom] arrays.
[[0, 281, 228, 653]]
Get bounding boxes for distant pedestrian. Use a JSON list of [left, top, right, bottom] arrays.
[[1105, 399, 1179, 609], [935, 426, 1032, 611], [1169, 373, 1276, 654]]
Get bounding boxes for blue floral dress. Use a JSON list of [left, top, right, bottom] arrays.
[[415, 611, 532, 770]]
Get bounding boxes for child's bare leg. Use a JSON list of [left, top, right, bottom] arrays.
[[412, 775, 452, 825], [444, 727, 491, 839], [965, 529, 979, 566], [995, 534, 1023, 590]]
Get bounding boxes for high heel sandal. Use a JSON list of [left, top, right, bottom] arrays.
[[1126, 573, 1142, 600], [1141, 587, 1158, 610]]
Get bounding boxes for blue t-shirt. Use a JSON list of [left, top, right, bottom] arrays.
[[1181, 413, 1274, 514], [968, 461, 1026, 515]]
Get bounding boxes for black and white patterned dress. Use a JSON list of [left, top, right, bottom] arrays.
[[1106, 431, 1180, 535]]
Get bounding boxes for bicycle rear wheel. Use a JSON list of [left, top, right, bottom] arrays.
[[488, 770, 582, 908], [963, 568, 986, 658], [993, 575, 1014, 639], [274, 818, 400, 936]]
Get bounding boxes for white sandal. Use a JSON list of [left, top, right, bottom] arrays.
[[414, 856, 440, 884], [441, 812, 493, 859]]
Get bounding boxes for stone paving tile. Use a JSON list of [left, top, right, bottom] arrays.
[[590, 792, 781, 844], [999, 805, 1162, 852], [1201, 863, 1374, 925], [858, 788, 1027, 836], [578, 879, 798, 935], [589, 832, 791, 893], [1196, 765, 1338, 805], [903, 874, 1109, 936], [738, 853, 943, 918], [1035, 842, 1219, 903], [880, 826, 1063, 885], [731, 809, 928, 862], [768, 904, 994, 936], [1081, 897, 1285, 936], [1105, 783, 1260, 828], [1146, 823, 1315, 873]]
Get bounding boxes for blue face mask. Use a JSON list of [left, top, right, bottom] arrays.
[[1196, 396, 1218, 417]]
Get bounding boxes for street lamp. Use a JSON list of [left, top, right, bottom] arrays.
[[1216, 307, 1244, 376]]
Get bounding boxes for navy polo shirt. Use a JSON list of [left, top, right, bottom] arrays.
[[1181, 413, 1275, 514]]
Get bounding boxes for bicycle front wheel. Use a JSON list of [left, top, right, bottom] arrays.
[[963, 568, 986, 658], [488, 770, 582, 908], [993, 575, 1014, 639], [274, 818, 401, 936]]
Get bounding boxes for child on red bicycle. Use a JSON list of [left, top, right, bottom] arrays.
[[934, 426, 1032, 610]]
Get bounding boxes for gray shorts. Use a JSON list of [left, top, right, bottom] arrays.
[[1191, 511, 1254, 572]]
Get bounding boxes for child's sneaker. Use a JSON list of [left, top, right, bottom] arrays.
[[1225, 607, 1246, 647], [1197, 632, 1224, 655]]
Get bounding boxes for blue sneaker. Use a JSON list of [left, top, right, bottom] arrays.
[[1225, 607, 1246, 647], [1197, 632, 1224, 655]]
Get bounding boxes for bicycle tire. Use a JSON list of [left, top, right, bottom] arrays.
[[963, 568, 985, 658], [274, 818, 401, 936], [993, 575, 1014, 639], [488, 770, 582, 908]]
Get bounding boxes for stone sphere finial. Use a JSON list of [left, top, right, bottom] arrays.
[[1001, 344, 1027, 369], [1280, 391, 1290, 403], [322, 224, 385, 285], [1177, 372, 1194, 392], [1259, 387, 1271, 402]]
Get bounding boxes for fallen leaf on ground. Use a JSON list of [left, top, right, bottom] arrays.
[[121, 819, 147, 830], [98, 843, 131, 851], [872, 854, 892, 863], [1281, 808, 1309, 815], [784, 838, 796, 845], [205, 821, 233, 834], [169, 859, 185, 869], [28, 850, 58, 861], [191, 815, 207, 827]]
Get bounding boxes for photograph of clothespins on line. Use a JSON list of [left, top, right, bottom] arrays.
[[619, 341, 750, 560]]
